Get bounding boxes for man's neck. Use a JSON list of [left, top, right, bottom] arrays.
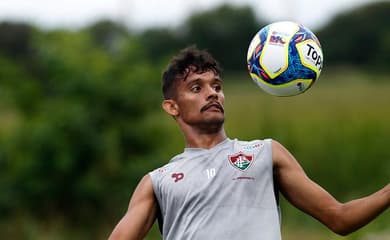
[[184, 129, 227, 149]]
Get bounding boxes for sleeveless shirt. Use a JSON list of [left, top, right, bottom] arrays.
[[149, 138, 281, 240]]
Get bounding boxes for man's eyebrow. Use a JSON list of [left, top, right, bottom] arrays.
[[185, 75, 222, 86], [214, 77, 222, 83], [186, 78, 201, 85]]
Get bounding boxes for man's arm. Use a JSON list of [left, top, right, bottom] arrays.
[[108, 175, 157, 240], [272, 140, 390, 236]]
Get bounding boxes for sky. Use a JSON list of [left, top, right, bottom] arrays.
[[0, 0, 383, 31]]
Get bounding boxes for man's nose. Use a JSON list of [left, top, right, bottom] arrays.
[[206, 87, 218, 100]]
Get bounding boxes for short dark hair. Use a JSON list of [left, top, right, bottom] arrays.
[[162, 45, 222, 100]]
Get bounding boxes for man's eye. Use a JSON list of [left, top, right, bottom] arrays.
[[213, 85, 222, 91], [191, 86, 201, 92]]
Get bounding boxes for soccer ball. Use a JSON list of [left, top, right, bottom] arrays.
[[247, 21, 323, 96]]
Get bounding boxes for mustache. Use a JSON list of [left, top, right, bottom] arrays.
[[201, 101, 224, 113]]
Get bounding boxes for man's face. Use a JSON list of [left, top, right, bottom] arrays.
[[174, 69, 225, 129]]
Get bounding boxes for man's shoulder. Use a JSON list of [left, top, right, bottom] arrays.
[[233, 138, 272, 148], [148, 152, 184, 178]]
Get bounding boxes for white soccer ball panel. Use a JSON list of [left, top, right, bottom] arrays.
[[296, 40, 323, 74], [260, 44, 288, 78], [260, 22, 299, 78]]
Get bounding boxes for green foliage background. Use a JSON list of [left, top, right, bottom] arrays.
[[0, 2, 389, 239]]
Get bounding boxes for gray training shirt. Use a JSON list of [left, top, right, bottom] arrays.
[[149, 138, 281, 240]]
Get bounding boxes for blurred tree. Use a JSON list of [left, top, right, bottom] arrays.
[[0, 25, 165, 228], [182, 4, 264, 71], [87, 20, 130, 55], [317, 1, 390, 71], [138, 27, 187, 65], [0, 22, 34, 59]]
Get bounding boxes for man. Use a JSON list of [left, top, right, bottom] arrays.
[[109, 46, 389, 240]]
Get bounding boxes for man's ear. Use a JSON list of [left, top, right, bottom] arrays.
[[162, 99, 179, 116]]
